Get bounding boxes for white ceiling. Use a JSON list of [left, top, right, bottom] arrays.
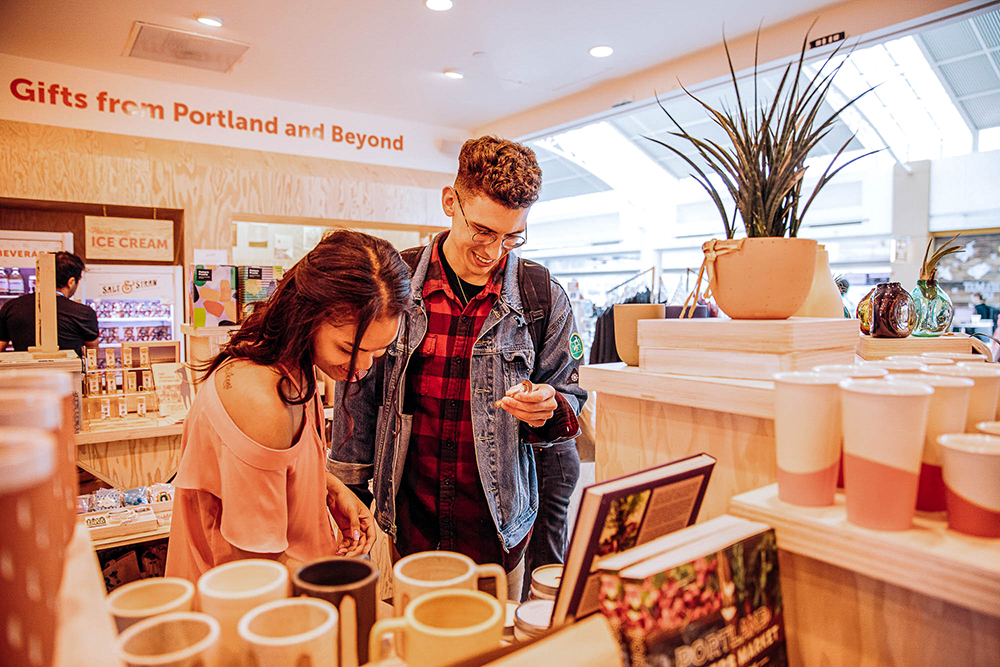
[[0, 0, 847, 131]]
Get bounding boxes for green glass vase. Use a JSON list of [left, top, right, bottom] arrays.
[[911, 279, 954, 337]]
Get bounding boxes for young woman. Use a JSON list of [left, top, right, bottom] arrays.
[[166, 230, 410, 581]]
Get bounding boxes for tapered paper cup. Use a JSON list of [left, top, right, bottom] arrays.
[[862, 360, 928, 375], [811, 365, 888, 378], [887, 355, 955, 366], [922, 352, 986, 363], [931, 364, 1000, 430], [840, 379, 933, 530], [116, 612, 220, 667], [107, 577, 196, 633], [938, 434, 1000, 537], [889, 375, 973, 512], [976, 421, 1000, 436], [773, 372, 844, 506]]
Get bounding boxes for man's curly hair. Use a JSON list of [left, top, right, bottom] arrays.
[[455, 136, 542, 209]]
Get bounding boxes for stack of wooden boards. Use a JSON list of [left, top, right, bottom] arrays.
[[637, 317, 858, 380]]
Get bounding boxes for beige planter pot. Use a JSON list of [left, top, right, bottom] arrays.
[[613, 304, 665, 366], [706, 237, 818, 319]]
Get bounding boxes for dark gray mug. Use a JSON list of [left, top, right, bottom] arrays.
[[292, 557, 379, 666]]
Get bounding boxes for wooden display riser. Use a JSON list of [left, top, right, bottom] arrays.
[[76, 423, 183, 489], [582, 363, 777, 521], [855, 332, 974, 360]]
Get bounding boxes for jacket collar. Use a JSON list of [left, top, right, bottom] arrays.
[[409, 231, 524, 316]]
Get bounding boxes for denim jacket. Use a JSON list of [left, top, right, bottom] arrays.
[[327, 236, 587, 550]]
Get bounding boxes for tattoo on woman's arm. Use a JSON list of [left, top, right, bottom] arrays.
[[223, 366, 233, 390]]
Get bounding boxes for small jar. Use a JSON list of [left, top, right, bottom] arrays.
[[528, 564, 562, 601], [513, 599, 554, 642]]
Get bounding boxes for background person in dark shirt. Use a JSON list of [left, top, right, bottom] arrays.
[[0, 252, 99, 357]]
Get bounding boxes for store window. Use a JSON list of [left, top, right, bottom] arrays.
[[520, 6, 1000, 358]]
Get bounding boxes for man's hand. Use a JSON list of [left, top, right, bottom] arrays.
[[495, 380, 557, 428], [325, 471, 378, 557]]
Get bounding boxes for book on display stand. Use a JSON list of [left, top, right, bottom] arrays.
[[552, 453, 716, 625]]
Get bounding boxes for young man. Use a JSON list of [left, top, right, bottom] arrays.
[[329, 136, 586, 601], [0, 251, 98, 357]]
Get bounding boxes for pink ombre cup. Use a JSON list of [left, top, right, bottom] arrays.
[[887, 355, 954, 367], [840, 379, 933, 530], [922, 352, 986, 364], [932, 364, 1000, 431], [773, 372, 844, 507], [888, 374, 973, 512], [938, 434, 1000, 538], [862, 360, 928, 375]]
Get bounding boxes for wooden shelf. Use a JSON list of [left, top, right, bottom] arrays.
[[180, 323, 238, 337], [75, 422, 183, 445], [579, 362, 774, 419], [730, 484, 1000, 619], [90, 524, 171, 551], [54, 524, 121, 667]]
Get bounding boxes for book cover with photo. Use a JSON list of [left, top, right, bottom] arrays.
[[599, 517, 786, 667], [553, 453, 716, 625]]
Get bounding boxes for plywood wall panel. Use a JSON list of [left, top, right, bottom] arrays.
[[0, 120, 452, 267]]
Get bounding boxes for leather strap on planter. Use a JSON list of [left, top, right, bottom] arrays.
[[681, 238, 745, 318]]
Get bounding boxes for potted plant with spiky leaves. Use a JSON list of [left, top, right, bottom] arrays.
[[912, 234, 963, 337], [648, 28, 878, 319]]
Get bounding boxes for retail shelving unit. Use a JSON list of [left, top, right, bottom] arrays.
[[730, 485, 1000, 666]]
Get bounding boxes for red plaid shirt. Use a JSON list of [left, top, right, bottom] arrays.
[[395, 239, 577, 571]]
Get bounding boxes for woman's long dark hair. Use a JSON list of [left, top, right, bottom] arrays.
[[197, 229, 410, 407]]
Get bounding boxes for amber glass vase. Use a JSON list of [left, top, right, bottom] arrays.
[[859, 282, 916, 338]]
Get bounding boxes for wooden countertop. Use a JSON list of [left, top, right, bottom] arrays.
[[579, 362, 775, 419], [730, 484, 1000, 619], [55, 524, 122, 667]]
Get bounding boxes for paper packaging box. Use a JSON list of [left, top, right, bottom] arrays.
[[105, 348, 116, 369], [139, 346, 149, 368], [105, 370, 118, 393], [142, 370, 153, 391], [126, 371, 138, 393], [88, 374, 100, 395], [122, 346, 133, 368], [136, 395, 146, 417], [86, 347, 98, 371], [237, 266, 283, 321], [190, 265, 238, 327], [100, 398, 112, 420], [117, 396, 128, 419]]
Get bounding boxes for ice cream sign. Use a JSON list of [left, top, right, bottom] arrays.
[[85, 216, 173, 262]]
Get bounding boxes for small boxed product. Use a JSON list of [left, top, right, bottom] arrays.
[[136, 395, 147, 417], [126, 371, 138, 393], [100, 398, 112, 421], [139, 346, 150, 367], [122, 346, 133, 368], [142, 370, 153, 392], [117, 396, 127, 419], [87, 373, 100, 396], [86, 347, 98, 371], [237, 266, 283, 321], [105, 370, 118, 393], [122, 487, 150, 507], [191, 265, 238, 327], [105, 348, 116, 369]]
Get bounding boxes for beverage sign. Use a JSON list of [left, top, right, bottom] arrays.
[[85, 216, 174, 262], [0, 238, 65, 268]]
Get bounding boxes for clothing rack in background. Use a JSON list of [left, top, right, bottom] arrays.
[[605, 267, 655, 306]]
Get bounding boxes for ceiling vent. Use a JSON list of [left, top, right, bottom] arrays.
[[123, 21, 249, 73]]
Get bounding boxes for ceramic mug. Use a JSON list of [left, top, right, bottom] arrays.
[[773, 372, 844, 506], [197, 559, 289, 667], [293, 557, 378, 666], [115, 611, 221, 667], [106, 577, 197, 633], [0, 427, 59, 667], [839, 378, 933, 530], [938, 434, 1000, 538], [238, 597, 340, 667], [393, 551, 507, 615], [369, 589, 504, 667]]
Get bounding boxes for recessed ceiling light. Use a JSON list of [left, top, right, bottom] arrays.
[[425, 0, 454, 10], [197, 15, 223, 27], [443, 69, 464, 79], [589, 45, 614, 58]]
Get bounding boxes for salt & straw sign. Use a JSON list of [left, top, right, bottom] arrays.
[[85, 216, 173, 262]]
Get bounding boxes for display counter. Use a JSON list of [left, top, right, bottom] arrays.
[[579, 362, 776, 520], [731, 485, 1000, 666]]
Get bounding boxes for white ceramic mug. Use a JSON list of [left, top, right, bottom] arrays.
[[773, 372, 844, 506], [107, 577, 196, 633], [888, 374, 973, 512], [840, 379, 933, 530], [197, 559, 289, 667], [115, 611, 220, 667], [938, 434, 1000, 538], [393, 551, 507, 615], [238, 597, 341, 667], [369, 589, 504, 667]]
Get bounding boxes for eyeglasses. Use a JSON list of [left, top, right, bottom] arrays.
[[453, 190, 527, 250]]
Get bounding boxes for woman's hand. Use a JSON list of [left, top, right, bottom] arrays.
[[325, 471, 377, 557]]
